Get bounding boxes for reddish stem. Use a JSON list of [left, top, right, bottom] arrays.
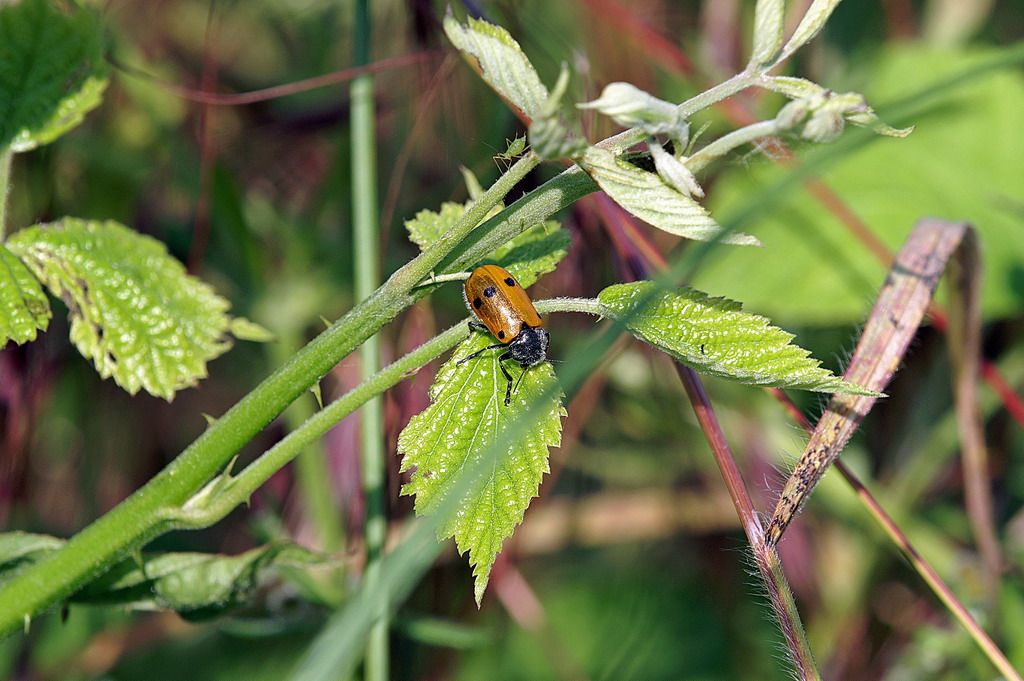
[[118, 52, 438, 107]]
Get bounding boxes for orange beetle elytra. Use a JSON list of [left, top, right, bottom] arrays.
[[458, 265, 549, 405]]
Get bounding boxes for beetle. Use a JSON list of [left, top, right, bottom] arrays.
[[458, 264, 549, 406]]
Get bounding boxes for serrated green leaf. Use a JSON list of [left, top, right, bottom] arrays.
[[443, 12, 549, 120], [0, 0, 109, 152], [398, 333, 565, 603], [405, 201, 467, 249], [8, 219, 234, 400], [0, 243, 50, 345], [581, 147, 759, 246], [405, 203, 569, 287], [485, 221, 569, 287], [598, 282, 878, 395]]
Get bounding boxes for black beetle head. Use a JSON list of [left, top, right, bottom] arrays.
[[507, 326, 548, 368]]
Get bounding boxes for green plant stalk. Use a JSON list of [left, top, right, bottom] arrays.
[[686, 120, 780, 172], [0, 147, 12, 239], [0, 151, 542, 637], [276, 332, 343, 552], [351, 0, 388, 674]]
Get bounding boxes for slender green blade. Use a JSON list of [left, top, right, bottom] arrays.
[[406, 202, 568, 287]]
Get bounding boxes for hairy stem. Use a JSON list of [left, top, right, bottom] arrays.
[[687, 120, 780, 172], [595, 198, 819, 677], [168, 296, 604, 529], [676, 365, 819, 680], [171, 297, 603, 528], [276, 333, 343, 552]]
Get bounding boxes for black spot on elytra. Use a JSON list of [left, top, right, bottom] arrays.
[[504, 277, 515, 287], [483, 286, 497, 297], [473, 297, 483, 309], [498, 330, 506, 339]]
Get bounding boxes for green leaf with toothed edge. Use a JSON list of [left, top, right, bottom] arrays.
[[405, 202, 569, 287], [580, 147, 760, 246], [443, 12, 549, 120], [0, 0, 109, 152], [482, 221, 569, 287], [7, 219, 236, 400], [598, 282, 880, 396], [0, 243, 50, 345], [405, 201, 467, 250], [397, 332, 565, 604]]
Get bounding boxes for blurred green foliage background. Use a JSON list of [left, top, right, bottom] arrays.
[[1, 0, 1022, 679]]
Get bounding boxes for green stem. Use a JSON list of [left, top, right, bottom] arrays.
[[277, 333, 344, 553], [412, 271, 471, 288], [687, 120, 781, 173], [351, 0, 388, 676], [0, 147, 12, 240], [0, 151, 540, 638], [599, 71, 757, 151], [536, 296, 608, 317]]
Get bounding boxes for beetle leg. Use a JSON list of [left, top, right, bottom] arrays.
[[512, 362, 528, 397], [457, 342, 505, 365], [497, 352, 515, 405], [467, 320, 489, 334]]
